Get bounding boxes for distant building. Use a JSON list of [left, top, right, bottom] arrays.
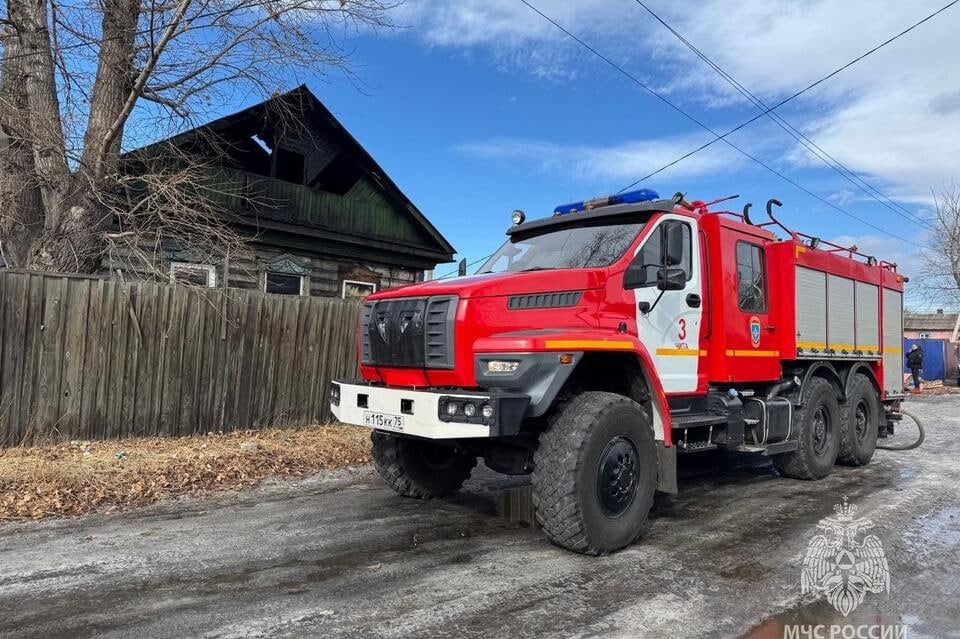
[[903, 309, 960, 382], [115, 86, 454, 297], [903, 309, 959, 340]]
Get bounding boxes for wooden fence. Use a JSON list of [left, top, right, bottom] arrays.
[[0, 270, 360, 445]]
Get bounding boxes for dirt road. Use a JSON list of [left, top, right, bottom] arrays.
[[2, 396, 958, 638]]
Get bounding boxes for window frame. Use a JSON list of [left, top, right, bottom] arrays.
[[263, 271, 306, 296], [735, 240, 768, 313], [170, 262, 216, 288], [625, 219, 693, 289], [342, 279, 377, 299]]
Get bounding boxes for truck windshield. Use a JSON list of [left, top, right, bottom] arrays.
[[478, 221, 645, 274]]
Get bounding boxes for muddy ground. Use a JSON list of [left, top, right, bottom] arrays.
[[1, 395, 957, 638]]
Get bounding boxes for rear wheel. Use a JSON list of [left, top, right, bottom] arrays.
[[532, 392, 658, 555], [371, 431, 476, 499], [838, 373, 879, 466], [773, 377, 840, 480]]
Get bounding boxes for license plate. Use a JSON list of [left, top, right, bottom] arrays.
[[363, 411, 404, 432]]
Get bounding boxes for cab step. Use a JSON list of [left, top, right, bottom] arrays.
[[677, 440, 718, 453], [672, 413, 728, 428], [736, 440, 798, 456]]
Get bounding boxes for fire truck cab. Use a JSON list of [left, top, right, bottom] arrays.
[[331, 190, 906, 555]]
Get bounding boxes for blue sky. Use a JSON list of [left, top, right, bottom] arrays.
[[137, 1, 959, 290]]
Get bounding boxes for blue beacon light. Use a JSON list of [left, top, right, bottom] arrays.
[[553, 188, 659, 215]]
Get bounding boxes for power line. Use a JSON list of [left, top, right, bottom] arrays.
[[630, 0, 935, 232], [616, 0, 959, 191], [516, 0, 949, 247]]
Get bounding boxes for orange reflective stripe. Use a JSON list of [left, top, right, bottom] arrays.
[[725, 349, 780, 357], [543, 340, 634, 350]]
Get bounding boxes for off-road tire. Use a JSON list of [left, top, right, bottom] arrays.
[[371, 431, 476, 499], [773, 377, 840, 480], [838, 373, 879, 466], [531, 391, 658, 555]]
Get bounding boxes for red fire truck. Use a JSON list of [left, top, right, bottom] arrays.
[[330, 191, 906, 555]]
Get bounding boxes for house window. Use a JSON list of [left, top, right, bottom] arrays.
[[736, 241, 767, 312], [274, 148, 306, 185], [170, 262, 216, 287], [343, 279, 376, 299], [264, 272, 305, 296], [919, 332, 932, 339]]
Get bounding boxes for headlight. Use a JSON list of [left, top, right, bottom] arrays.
[[439, 396, 495, 423], [485, 360, 520, 374]]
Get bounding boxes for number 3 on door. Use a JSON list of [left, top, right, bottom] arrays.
[[678, 318, 687, 341]]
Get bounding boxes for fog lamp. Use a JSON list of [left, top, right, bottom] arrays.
[[445, 401, 459, 416], [486, 360, 520, 374], [481, 404, 494, 419], [463, 403, 477, 417], [329, 383, 341, 406]]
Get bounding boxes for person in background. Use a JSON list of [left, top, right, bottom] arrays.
[[907, 343, 924, 393]]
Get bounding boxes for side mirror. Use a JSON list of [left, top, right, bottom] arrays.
[[664, 223, 685, 267], [657, 267, 686, 291], [623, 261, 649, 289]]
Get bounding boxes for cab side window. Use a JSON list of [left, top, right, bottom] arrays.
[[736, 241, 767, 312], [628, 221, 692, 288], [632, 224, 662, 287]]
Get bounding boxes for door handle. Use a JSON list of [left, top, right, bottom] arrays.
[[685, 293, 701, 308]]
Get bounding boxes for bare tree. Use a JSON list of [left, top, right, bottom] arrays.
[[916, 184, 960, 306], [0, 0, 396, 273]]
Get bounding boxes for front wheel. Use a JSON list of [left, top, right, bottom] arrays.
[[371, 432, 476, 499], [532, 392, 658, 555]]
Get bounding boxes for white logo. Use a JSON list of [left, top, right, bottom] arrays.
[[801, 497, 890, 616]]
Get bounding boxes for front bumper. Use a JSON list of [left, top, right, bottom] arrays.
[[330, 380, 529, 439]]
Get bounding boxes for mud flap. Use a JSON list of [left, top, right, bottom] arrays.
[[656, 442, 677, 494]]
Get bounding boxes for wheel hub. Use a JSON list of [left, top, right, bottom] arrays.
[[855, 401, 868, 441], [596, 437, 639, 517], [812, 406, 830, 455]]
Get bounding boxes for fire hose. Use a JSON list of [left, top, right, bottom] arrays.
[[876, 409, 925, 451]]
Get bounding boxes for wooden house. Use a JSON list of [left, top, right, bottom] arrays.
[[116, 86, 454, 297]]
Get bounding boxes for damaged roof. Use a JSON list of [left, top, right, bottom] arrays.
[[127, 85, 455, 265]]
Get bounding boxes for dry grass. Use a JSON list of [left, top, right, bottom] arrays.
[[0, 425, 371, 521]]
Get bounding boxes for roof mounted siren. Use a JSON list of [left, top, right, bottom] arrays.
[[553, 188, 659, 215]]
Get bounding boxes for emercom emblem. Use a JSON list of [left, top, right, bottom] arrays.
[[801, 497, 891, 616]]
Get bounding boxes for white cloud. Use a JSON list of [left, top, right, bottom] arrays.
[[395, 0, 632, 79], [399, 0, 960, 203], [455, 132, 743, 184], [827, 189, 858, 206]]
